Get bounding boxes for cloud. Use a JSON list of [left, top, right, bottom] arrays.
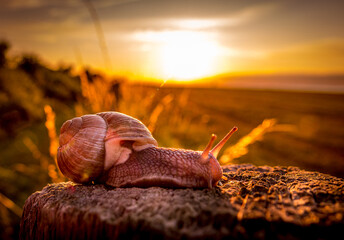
[[95, 0, 141, 8], [269, 38, 344, 60], [95, 1, 279, 40], [2, 0, 342, 76], [95, 0, 278, 22], [1, 0, 278, 34], [5, 0, 44, 9], [4, 0, 85, 9], [247, 38, 344, 73]]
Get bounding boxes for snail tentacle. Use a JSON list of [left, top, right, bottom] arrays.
[[211, 127, 238, 158], [200, 134, 217, 164]]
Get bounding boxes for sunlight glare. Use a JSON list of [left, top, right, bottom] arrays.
[[160, 31, 219, 81]]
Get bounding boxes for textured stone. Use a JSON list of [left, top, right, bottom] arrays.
[[20, 164, 344, 240]]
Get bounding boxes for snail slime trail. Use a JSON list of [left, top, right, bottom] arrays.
[[57, 111, 238, 188]]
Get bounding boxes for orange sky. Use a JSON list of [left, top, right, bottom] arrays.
[[1, 0, 344, 81]]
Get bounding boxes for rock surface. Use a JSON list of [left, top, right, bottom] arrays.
[[20, 164, 344, 240]]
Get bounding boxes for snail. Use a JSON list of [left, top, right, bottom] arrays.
[[57, 111, 237, 188]]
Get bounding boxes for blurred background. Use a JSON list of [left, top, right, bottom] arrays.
[[0, 0, 344, 239]]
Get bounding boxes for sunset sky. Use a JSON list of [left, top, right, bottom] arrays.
[[1, 0, 344, 81]]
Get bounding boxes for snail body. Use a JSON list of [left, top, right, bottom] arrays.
[[57, 111, 237, 188]]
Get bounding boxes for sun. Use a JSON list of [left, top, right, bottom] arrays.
[[159, 31, 219, 81]]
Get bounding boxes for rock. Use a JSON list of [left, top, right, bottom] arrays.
[[20, 164, 344, 240]]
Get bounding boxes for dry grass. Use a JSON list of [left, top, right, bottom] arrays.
[[21, 105, 64, 186], [22, 137, 49, 170], [1, 80, 343, 240], [147, 94, 174, 133], [220, 119, 278, 165], [44, 105, 65, 183], [0, 193, 22, 218], [39, 82, 344, 182], [44, 105, 58, 158], [78, 72, 118, 114], [220, 119, 298, 165]]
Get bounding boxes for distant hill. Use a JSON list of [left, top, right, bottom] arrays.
[[213, 74, 344, 93]]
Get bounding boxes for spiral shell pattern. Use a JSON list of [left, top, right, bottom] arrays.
[[57, 112, 158, 183]]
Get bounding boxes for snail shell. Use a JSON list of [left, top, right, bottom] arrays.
[[57, 111, 237, 188]]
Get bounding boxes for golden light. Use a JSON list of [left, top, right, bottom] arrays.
[[132, 30, 221, 81], [160, 31, 220, 81]]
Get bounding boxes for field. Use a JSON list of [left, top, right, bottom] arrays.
[[1, 81, 344, 239], [148, 86, 344, 177]]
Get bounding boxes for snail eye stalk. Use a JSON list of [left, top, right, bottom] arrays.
[[210, 127, 238, 158], [200, 134, 217, 164]]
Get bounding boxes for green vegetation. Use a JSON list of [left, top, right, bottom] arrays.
[[0, 40, 343, 239]]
